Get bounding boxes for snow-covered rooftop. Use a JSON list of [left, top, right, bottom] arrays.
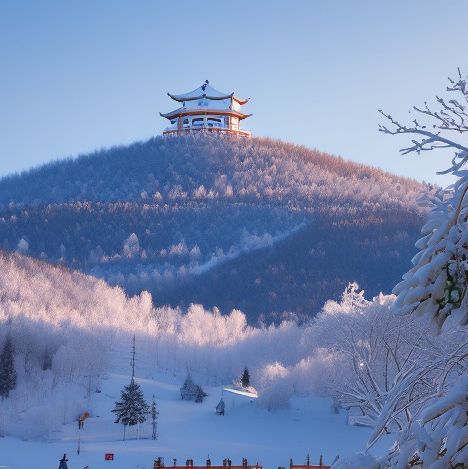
[[168, 80, 249, 105]]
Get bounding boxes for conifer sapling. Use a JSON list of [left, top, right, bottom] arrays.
[[0, 335, 17, 398], [112, 378, 150, 439], [241, 367, 250, 388]]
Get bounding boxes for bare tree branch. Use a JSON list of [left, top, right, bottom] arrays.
[[378, 69, 468, 175]]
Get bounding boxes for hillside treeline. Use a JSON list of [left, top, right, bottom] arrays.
[[0, 135, 426, 319]]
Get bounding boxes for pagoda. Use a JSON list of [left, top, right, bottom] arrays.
[[160, 80, 252, 137]]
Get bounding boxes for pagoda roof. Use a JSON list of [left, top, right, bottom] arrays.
[[160, 107, 252, 120], [168, 80, 249, 105]]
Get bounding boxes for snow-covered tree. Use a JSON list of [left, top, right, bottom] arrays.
[[380, 69, 468, 330], [123, 233, 140, 258], [180, 373, 207, 403], [333, 69, 468, 469], [194, 384, 207, 403], [180, 374, 197, 401], [112, 378, 150, 440], [0, 335, 16, 398], [241, 367, 250, 388], [311, 286, 440, 430], [216, 397, 225, 415], [379, 373, 468, 469]]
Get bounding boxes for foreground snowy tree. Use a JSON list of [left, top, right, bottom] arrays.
[[0, 336, 17, 398], [381, 69, 468, 330], [333, 70, 468, 469], [112, 378, 150, 440]]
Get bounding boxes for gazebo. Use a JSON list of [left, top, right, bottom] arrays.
[[161, 80, 252, 137]]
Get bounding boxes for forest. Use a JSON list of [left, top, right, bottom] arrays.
[[0, 136, 427, 319]]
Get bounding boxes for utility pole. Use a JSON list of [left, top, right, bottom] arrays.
[[77, 426, 81, 455], [131, 335, 136, 380], [151, 394, 159, 440]]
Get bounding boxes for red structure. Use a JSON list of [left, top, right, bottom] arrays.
[[290, 455, 330, 469], [153, 456, 330, 469], [153, 458, 261, 469]]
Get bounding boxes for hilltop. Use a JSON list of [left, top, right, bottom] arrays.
[[0, 135, 426, 320]]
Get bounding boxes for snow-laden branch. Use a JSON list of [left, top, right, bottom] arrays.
[[332, 69, 468, 469], [378, 69, 468, 175]]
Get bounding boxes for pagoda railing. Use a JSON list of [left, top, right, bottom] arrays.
[[163, 127, 251, 138]]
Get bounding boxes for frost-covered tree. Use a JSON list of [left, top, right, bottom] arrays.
[[180, 373, 207, 403], [216, 397, 225, 415], [123, 233, 140, 258], [0, 129, 426, 320], [334, 69, 468, 469], [311, 285, 441, 430], [112, 378, 150, 440], [0, 335, 17, 398], [194, 384, 207, 403], [380, 69, 468, 330], [241, 367, 250, 388], [180, 374, 197, 401]]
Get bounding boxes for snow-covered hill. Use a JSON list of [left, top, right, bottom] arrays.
[[0, 252, 311, 438], [0, 135, 426, 320], [0, 251, 390, 467], [0, 371, 387, 469], [0, 250, 460, 469]]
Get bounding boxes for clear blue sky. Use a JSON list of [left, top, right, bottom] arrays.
[[1, 0, 466, 184]]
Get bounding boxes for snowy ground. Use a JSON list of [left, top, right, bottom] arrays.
[[0, 370, 389, 469]]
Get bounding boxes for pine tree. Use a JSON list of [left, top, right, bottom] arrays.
[[180, 373, 207, 402], [0, 336, 16, 398], [112, 335, 150, 439], [180, 374, 197, 400], [112, 378, 150, 439], [241, 367, 250, 388], [216, 397, 225, 415], [41, 348, 52, 371], [194, 384, 207, 403]]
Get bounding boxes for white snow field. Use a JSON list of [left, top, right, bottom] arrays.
[[0, 370, 387, 469]]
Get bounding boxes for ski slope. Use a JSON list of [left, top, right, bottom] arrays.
[[0, 371, 388, 469]]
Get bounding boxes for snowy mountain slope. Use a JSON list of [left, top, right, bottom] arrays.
[[0, 249, 448, 469], [0, 371, 389, 469], [0, 251, 314, 439], [0, 135, 426, 319], [0, 251, 391, 467], [0, 250, 154, 334], [158, 217, 419, 319], [0, 135, 423, 208]]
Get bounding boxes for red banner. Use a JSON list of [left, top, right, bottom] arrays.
[[105, 453, 114, 461]]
